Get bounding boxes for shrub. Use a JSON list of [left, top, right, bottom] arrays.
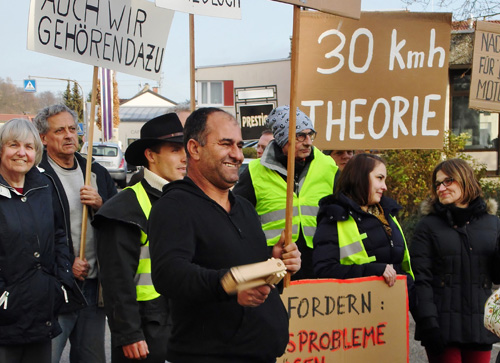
[[243, 147, 257, 158]]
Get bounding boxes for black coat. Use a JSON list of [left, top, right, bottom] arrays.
[[93, 180, 169, 349], [39, 150, 117, 312], [411, 198, 500, 346], [314, 194, 411, 276], [0, 167, 73, 344], [149, 177, 289, 363], [39, 150, 117, 261]]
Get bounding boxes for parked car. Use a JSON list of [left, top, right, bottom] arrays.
[[80, 142, 127, 188]]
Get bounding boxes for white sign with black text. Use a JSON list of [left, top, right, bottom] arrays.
[[27, 0, 174, 80], [156, 0, 241, 19]]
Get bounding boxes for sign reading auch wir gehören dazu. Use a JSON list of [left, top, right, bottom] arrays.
[[297, 11, 452, 150], [279, 277, 409, 363], [27, 0, 174, 80]]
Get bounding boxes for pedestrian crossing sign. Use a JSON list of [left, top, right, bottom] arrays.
[[24, 79, 36, 93], [77, 123, 85, 136]]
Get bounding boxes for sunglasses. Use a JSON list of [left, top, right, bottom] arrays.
[[435, 177, 454, 190], [296, 131, 317, 142]]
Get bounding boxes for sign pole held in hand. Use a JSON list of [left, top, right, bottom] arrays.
[[79, 66, 98, 260], [284, 5, 301, 288], [190, 14, 196, 112]]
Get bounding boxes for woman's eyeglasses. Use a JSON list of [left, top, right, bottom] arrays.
[[296, 131, 317, 142], [435, 177, 454, 190]]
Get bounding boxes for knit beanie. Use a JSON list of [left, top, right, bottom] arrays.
[[266, 105, 315, 148]]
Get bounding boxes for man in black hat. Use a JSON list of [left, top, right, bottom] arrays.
[[92, 113, 186, 362]]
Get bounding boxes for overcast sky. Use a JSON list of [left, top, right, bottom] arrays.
[[1, 0, 463, 103]]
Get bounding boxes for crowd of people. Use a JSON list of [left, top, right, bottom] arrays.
[[1, 103, 499, 363]]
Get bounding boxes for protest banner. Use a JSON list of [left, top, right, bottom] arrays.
[[27, 0, 174, 80], [156, 0, 241, 19], [272, 0, 361, 19], [470, 21, 500, 112], [279, 276, 409, 363], [296, 11, 451, 150]]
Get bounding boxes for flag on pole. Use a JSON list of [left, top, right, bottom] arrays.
[[100, 67, 113, 141]]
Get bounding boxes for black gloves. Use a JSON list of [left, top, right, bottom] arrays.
[[421, 327, 446, 356]]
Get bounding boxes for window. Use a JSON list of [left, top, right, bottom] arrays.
[[93, 145, 118, 157], [198, 81, 234, 106], [199, 81, 223, 106], [450, 69, 499, 150]]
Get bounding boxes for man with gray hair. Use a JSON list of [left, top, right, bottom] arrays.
[[34, 104, 117, 363], [234, 105, 339, 280]]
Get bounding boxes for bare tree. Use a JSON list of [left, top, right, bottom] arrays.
[[0, 77, 61, 114], [402, 0, 500, 20]]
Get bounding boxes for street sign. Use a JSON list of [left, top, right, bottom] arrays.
[[77, 123, 85, 136], [23, 79, 36, 92]]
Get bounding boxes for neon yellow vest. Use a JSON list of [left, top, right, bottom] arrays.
[[249, 148, 337, 248], [337, 215, 414, 279], [125, 182, 161, 301]]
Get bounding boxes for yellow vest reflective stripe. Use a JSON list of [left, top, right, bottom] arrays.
[[125, 183, 161, 301], [250, 148, 337, 248], [391, 216, 414, 280], [337, 215, 414, 279]]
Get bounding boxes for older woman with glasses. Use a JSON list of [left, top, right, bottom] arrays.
[[411, 158, 500, 363], [0, 119, 73, 363]]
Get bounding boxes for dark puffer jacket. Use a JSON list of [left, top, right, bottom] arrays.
[[0, 167, 73, 345], [314, 194, 413, 275], [411, 198, 500, 346]]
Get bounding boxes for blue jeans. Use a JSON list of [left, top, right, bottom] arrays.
[[51, 279, 106, 363]]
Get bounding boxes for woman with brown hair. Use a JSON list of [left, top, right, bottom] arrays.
[[313, 153, 414, 302], [411, 158, 500, 363]]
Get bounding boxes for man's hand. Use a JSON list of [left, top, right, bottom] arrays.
[[272, 231, 301, 275], [80, 185, 103, 211], [72, 257, 90, 281], [122, 340, 149, 360], [237, 285, 271, 307], [382, 264, 397, 287]]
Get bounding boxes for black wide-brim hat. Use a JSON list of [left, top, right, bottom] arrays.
[[125, 113, 184, 167]]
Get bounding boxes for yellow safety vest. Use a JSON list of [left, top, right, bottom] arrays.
[[249, 148, 337, 248], [125, 182, 161, 301], [337, 215, 414, 279]]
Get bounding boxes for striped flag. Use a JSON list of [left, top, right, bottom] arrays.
[[100, 67, 113, 141]]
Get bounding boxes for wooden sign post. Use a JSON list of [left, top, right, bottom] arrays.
[[79, 66, 98, 259]]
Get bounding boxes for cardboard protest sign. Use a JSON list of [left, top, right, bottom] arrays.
[[239, 103, 275, 140], [156, 0, 241, 19], [279, 277, 409, 363], [272, 0, 361, 20], [470, 21, 500, 112], [297, 11, 451, 150], [27, 0, 174, 80]]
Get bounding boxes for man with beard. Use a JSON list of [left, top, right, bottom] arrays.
[[234, 105, 338, 280]]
